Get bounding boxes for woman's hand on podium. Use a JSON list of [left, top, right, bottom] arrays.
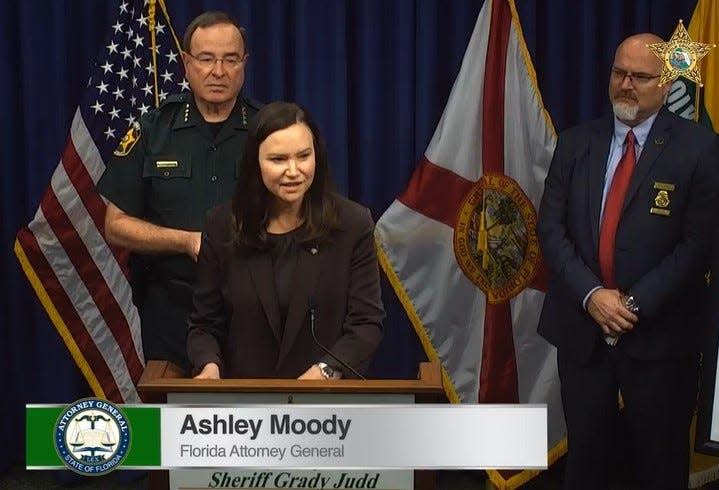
[[297, 364, 325, 380], [194, 362, 220, 379]]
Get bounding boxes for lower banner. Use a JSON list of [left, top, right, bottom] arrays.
[[27, 399, 546, 488]]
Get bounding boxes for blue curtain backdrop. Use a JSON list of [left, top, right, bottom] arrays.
[[1, 0, 698, 472]]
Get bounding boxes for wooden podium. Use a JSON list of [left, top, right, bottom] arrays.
[[137, 360, 447, 490]]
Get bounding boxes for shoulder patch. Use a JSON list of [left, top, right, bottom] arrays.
[[113, 121, 141, 157]]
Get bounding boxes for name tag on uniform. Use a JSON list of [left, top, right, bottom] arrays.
[[653, 181, 675, 191], [156, 160, 178, 168]]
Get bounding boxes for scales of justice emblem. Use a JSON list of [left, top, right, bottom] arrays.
[[66, 411, 120, 462], [54, 398, 131, 475]]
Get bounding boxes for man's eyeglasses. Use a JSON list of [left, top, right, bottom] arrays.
[[611, 67, 660, 85], [186, 52, 246, 70]]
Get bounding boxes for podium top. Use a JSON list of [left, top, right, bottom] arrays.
[[137, 361, 446, 401]]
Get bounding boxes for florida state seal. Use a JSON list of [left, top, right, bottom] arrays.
[[453, 174, 541, 304]]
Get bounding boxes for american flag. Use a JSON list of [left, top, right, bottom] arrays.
[[14, 0, 187, 403]]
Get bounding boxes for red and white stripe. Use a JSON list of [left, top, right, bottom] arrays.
[[16, 109, 143, 403]]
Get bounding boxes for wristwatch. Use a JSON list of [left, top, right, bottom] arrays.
[[316, 362, 338, 380], [624, 295, 640, 314]]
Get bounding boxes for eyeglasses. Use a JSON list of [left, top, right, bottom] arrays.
[[611, 68, 660, 85], [186, 52, 246, 70]]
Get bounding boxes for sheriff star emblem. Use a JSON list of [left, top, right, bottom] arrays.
[[647, 20, 715, 87]]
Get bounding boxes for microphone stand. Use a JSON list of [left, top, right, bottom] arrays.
[[309, 305, 366, 380]]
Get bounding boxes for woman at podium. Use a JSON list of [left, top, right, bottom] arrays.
[[187, 102, 384, 380]]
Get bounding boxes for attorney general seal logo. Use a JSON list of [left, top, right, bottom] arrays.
[[454, 174, 540, 303], [54, 398, 131, 475]]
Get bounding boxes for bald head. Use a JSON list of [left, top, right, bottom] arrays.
[[608, 33, 670, 126], [615, 34, 665, 74], [619, 33, 664, 47]]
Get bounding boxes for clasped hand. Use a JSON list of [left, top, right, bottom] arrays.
[[587, 288, 638, 338]]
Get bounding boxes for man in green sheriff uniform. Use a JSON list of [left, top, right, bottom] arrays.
[[97, 11, 262, 372]]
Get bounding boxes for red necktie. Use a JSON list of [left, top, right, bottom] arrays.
[[599, 130, 636, 288]]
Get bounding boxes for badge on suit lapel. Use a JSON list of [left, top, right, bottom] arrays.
[[650, 181, 674, 216]]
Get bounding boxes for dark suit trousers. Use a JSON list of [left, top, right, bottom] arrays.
[[558, 342, 698, 490]]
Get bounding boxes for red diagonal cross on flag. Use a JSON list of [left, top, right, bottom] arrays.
[[375, 0, 561, 487]]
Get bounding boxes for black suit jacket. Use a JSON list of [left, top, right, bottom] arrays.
[[187, 195, 384, 378], [537, 109, 719, 364]]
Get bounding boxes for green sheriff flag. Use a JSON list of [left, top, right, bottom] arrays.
[[687, 0, 718, 129], [665, 0, 717, 130], [669, 1, 719, 487]]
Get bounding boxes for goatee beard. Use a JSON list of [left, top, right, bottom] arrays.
[[613, 101, 639, 122]]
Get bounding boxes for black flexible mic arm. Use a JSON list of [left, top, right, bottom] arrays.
[[309, 303, 366, 380]]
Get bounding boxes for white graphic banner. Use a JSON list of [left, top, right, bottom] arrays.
[[160, 404, 547, 469]]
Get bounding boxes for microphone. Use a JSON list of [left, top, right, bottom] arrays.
[[309, 301, 366, 380]]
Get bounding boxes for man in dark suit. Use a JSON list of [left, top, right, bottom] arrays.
[[537, 33, 719, 490]]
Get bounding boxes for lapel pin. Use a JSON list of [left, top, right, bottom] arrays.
[[654, 136, 664, 145]]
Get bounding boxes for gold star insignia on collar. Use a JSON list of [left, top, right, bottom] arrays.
[[647, 20, 715, 87]]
